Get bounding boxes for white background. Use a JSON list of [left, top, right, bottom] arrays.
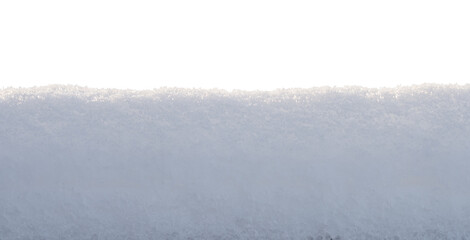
[[1, 0, 469, 90]]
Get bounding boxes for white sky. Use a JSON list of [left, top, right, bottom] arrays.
[[1, 0, 469, 90]]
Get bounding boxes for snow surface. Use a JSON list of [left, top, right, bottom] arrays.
[[1, 85, 470, 240]]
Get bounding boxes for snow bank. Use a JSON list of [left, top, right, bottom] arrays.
[[1, 85, 470, 239]]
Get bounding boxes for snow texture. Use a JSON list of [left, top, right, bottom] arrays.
[[1, 85, 470, 240]]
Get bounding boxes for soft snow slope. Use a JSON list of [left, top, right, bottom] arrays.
[[1, 85, 470, 239]]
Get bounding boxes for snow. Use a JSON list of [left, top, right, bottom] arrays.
[[1, 84, 470, 239]]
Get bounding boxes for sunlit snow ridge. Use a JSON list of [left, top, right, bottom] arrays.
[[1, 85, 470, 240]]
